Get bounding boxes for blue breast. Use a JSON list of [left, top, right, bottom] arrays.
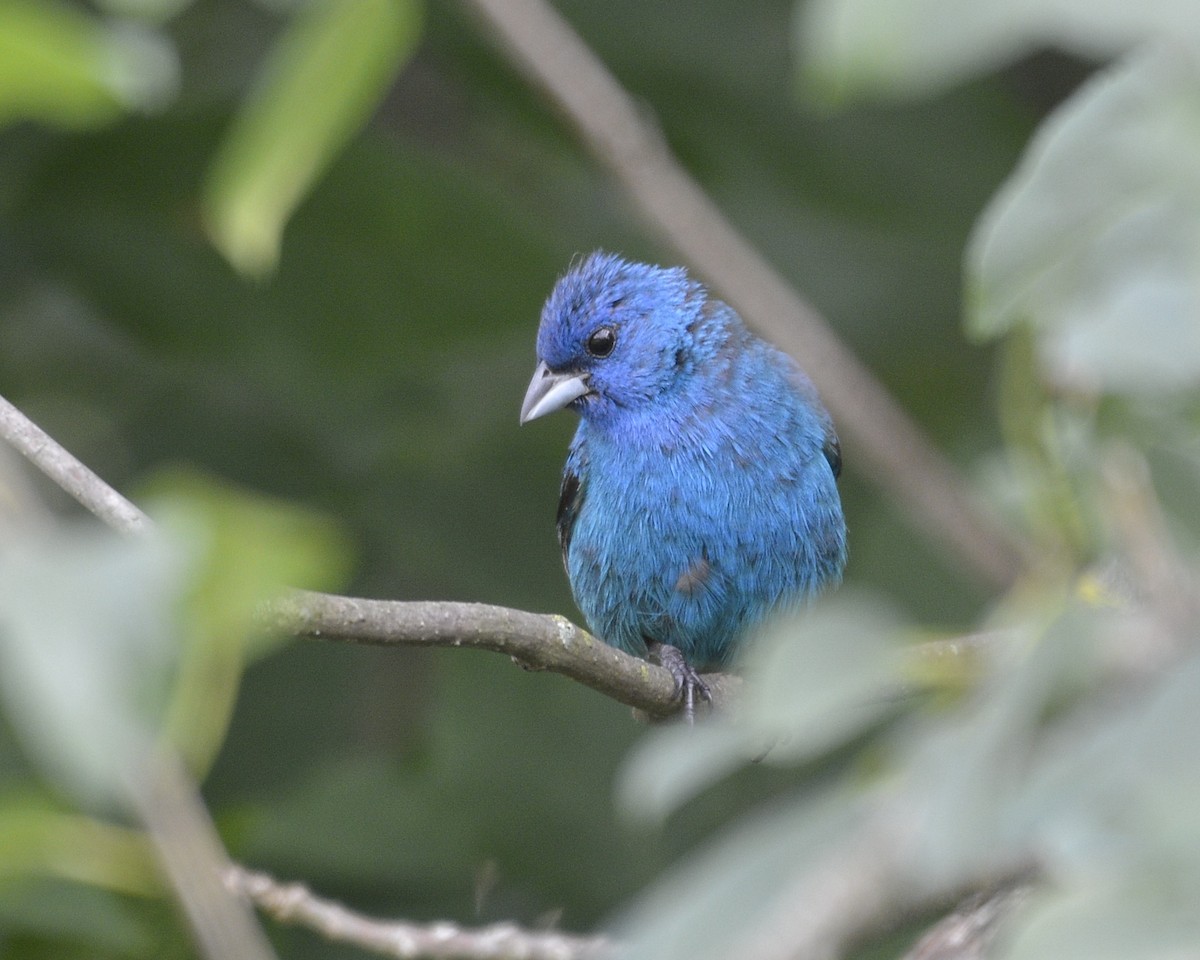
[[562, 344, 846, 668]]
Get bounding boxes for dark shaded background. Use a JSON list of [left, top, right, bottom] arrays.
[[0, 1, 1078, 955]]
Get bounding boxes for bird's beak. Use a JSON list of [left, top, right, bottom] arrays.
[[520, 361, 591, 424]]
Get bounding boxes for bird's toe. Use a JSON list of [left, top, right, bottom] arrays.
[[646, 640, 710, 724]]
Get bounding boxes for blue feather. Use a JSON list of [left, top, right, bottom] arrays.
[[523, 252, 846, 672]]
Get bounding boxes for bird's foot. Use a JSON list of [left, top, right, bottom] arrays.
[[646, 641, 711, 724]]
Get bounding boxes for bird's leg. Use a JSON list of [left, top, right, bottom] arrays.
[[645, 640, 712, 724]]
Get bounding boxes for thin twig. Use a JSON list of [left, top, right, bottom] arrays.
[[267, 589, 740, 718], [0, 395, 151, 535], [225, 864, 610, 960], [461, 0, 1030, 590]]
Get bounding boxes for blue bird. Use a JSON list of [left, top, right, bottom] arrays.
[[520, 253, 846, 719]]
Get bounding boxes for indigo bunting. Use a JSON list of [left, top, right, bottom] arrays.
[[521, 253, 846, 719]]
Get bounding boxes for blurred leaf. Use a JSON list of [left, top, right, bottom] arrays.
[[203, 0, 424, 277], [145, 468, 353, 660], [741, 593, 908, 761], [795, 0, 1200, 103], [1004, 880, 1200, 960], [614, 788, 865, 960], [0, 791, 159, 896], [92, 0, 194, 22], [0, 472, 348, 800], [143, 469, 353, 775], [966, 46, 1200, 394], [896, 608, 1091, 887], [1010, 649, 1200, 874], [0, 877, 160, 957], [993, 329, 1095, 559], [0, 0, 178, 128], [0, 525, 189, 806], [899, 601, 1200, 900], [616, 722, 751, 824], [618, 595, 905, 820]]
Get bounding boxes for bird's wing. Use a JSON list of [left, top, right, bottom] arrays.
[[782, 354, 842, 481], [556, 442, 587, 572], [823, 432, 842, 479]]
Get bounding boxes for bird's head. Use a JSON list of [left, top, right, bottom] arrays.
[[520, 252, 705, 425]]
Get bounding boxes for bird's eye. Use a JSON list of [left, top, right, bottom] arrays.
[[586, 326, 616, 358]]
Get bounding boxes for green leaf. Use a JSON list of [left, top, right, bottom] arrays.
[[91, 0, 194, 22], [966, 46, 1200, 394], [1009, 649, 1200, 877], [142, 468, 353, 775], [203, 0, 424, 277], [614, 788, 866, 960], [617, 594, 905, 821], [616, 722, 752, 824], [0, 472, 351, 799], [796, 0, 1031, 104], [0, 0, 178, 128], [796, 0, 1200, 103], [144, 468, 353, 661], [0, 791, 160, 896], [0, 525, 190, 806], [896, 607, 1098, 887], [1004, 881, 1200, 960], [741, 592, 907, 761], [0, 876, 159, 956]]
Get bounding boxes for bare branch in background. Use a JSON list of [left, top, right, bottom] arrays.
[[0, 395, 151, 535], [226, 865, 610, 960], [461, 0, 1031, 590], [224, 861, 1031, 960]]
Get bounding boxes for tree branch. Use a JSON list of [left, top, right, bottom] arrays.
[[0, 393, 1004, 724], [0, 381, 994, 723], [267, 589, 740, 719], [0, 394, 151, 535], [0, 392, 730, 719], [225, 864, 610, 960], [461, 0, 1030, 591]]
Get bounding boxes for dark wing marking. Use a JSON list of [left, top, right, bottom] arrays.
[[823, 433, 842, 479], [556, 467, 583, 571], [782, 356, 841, 481]]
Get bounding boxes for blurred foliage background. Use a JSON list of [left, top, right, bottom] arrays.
[[1, 0, 1198, 958]]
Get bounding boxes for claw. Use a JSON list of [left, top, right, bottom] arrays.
[[646, 640, 711, 724]]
